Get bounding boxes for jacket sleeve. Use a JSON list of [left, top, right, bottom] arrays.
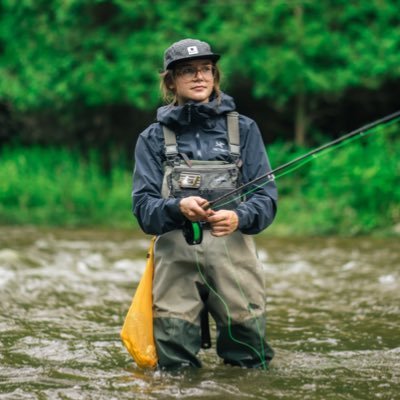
[[132, 126, 186, 235], [235, 118, 278, 234]]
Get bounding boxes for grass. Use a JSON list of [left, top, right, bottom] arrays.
[[0, 146, 136, 229]]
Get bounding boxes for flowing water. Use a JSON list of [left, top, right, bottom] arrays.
[[0, 227, 399, 400]]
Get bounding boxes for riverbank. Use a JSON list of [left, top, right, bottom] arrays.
[[1, 131, 399, 236]]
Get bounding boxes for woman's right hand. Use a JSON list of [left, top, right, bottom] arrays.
[[179, 196, 211, 221]]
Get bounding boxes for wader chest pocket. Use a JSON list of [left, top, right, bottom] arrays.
[[162, 161, 242, 209]]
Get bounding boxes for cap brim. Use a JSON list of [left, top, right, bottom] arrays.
[[165, 54, 220, 70]]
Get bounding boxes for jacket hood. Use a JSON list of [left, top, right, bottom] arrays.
[[156, 92, 236, 128]]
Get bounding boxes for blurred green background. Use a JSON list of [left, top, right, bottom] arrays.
[[0, 0, 399, 236]]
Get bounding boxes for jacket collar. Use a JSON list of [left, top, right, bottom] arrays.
[[157, 92, 236, 128]]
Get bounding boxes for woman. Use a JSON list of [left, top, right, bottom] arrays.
[[132, 38, 277, 369]]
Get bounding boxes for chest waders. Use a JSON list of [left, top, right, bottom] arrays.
[[161, 112, 243, 245], [153, 114, 274, 368]]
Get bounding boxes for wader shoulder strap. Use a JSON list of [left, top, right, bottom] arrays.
[[162, 124, 178, 161], [226, 111, 240, 158], [162, 111, 241, 160]]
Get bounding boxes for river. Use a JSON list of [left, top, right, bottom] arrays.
[[0, 227, 399, 399]]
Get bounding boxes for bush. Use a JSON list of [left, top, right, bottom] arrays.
[[266, 124, 400, 236], [0, 146, 136, 228]]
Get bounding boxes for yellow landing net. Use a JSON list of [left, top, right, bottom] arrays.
[[121, 237, 158, 369]]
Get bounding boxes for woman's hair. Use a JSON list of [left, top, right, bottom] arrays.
[[159, 63, 221, 105]]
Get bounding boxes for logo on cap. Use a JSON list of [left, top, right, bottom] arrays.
[[187, 46, 199, 55]]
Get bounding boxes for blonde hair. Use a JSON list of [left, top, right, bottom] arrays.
[[159, 63, 222, 105]]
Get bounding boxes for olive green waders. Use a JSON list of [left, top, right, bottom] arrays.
[[153, 229, 274, 369]]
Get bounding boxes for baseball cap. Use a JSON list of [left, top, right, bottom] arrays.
[[163, 38, 220, 70]]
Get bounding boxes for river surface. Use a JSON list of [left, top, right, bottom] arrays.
[[0, 227, 399, 400]]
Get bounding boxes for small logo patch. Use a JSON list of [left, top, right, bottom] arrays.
[[187, 46, 199, 55], [179, 172, 201, 188]]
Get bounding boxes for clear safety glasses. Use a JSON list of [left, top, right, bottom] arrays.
[[174, 65, 215, 82]]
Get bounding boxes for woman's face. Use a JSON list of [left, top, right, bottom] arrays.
[[171, 59, 215, 105]]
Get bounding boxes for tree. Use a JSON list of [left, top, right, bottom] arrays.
[[1, 0, 400, 146], [210, 0, 400, 144]]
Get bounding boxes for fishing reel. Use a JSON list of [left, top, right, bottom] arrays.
[[182, 219, 203, 245]]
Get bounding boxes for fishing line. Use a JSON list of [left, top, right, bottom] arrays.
[[212, 114, 400, 210], [194, 244, 268, 369], [215, 132, 363, 209], [222, 239, 268, 368]]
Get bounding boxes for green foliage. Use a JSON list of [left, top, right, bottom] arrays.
[[1, 0, 400, 113], [266, 123, 400, 236], [0, 146, 136, 228]]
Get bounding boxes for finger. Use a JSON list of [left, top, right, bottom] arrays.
[[205, 209, 215, 217], [192, 197, 209, 208], [193, 205, 210, 218], [200, 200, 210, 209], [211, 224, 229, 233], [207, 213, 226, 223], [211, 229, 229, 237]]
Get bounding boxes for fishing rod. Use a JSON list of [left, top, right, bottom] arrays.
[[210, 109, 400, 210], [183, 110, 400, 245]]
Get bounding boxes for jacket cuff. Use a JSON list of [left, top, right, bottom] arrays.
[[165, 198, 185, 224], [236, 208, 248, 231]]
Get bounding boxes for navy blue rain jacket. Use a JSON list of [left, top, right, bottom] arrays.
[[132, 92, 277, 235]]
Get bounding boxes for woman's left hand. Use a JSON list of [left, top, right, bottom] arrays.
[[206, 210, 239, 237]]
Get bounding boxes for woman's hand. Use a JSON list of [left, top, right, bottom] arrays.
[[207, 210, 239, 237], [179, 196, 211, 221]]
